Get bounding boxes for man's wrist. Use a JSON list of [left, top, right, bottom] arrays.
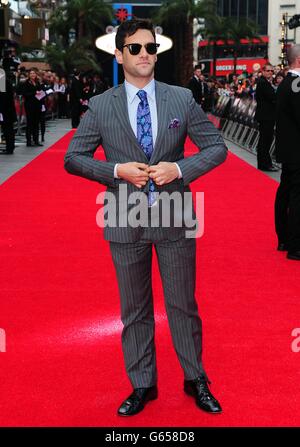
[[174, 162, 182, 179], [114, 163, 120, 179]]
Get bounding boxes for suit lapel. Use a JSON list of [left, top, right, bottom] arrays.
[[112, 84, 149, 162], [151, 81, 169, 164]]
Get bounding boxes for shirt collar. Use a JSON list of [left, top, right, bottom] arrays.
[[125, 79, 156, 104], [288, 69, 300, 77]]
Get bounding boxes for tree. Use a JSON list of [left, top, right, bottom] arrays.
[[47, 0, 113, 75], [154, 0, 216, 86], [226, 18, 260, 74], [45, 39, 100, 76], [199, 15, 230, 78], [200, 16, 261, 77], [65, 0, 113, 41], [49, 0, 113, 44], [48, 8, 70, 47]]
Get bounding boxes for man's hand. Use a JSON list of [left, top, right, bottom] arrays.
[[117, 162, 149, 188], [148, 162, 179, 186]]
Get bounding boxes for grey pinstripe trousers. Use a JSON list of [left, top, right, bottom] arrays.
[[110, 235, 207, 388]]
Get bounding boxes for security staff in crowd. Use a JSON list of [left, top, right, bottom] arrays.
[[69, 68, 82, 128], [18, 69, 43, 147], [187, 65, 207, 108], [255, 64, 278, 172], [275, 44, 300, 261], [0, 75, 17, 154]]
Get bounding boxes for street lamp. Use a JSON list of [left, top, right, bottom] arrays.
[[280, 13, 288, 69], [0, 1, 9, 6]]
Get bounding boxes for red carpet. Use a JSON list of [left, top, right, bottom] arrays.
[[0, 132, 300, 427]]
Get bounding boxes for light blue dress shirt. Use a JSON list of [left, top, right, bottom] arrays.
[[114, 79, 182, 178]]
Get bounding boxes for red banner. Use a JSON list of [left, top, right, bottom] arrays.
[[214, 58, 267, 76]]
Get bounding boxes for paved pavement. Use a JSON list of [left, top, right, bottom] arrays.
[[0, 119, 72, 185], [0, 119, 280, 185]]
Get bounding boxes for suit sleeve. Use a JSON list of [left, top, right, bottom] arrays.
[[290, 83, 300, 129], [64, 96, 116, 187], [176, 90, 228, 185], [256, 80, 276, 104]]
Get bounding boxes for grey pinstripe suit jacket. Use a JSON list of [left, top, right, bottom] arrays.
[[64, 81, 227, 242]]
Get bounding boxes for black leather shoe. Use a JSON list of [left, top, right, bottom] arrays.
[[117, 386, 158, 416], [287, 250, 300, 261], [34, 142, 43, 147], [258, 165, 278, 172], [278, 242, 287, 251], [184, 377, 222, 413]]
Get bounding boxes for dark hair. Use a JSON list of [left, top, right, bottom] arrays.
[[72, 68, 80, 76], [194, 64, 202, 71], [115, 19, 156, 51], [275, 71, 285, 81], [263, 63, 273, 71]]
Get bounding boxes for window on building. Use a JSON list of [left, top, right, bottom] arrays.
[[239, 0, 247, 18], [224, 0, 230, 16], [258, 0, 268, 34], [217, 0, 224, 15], [248, 0, 257, 22], [231, 0, 239, 18]]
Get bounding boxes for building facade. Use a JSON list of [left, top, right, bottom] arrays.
[[216, 0, 269, 34], [268, 0, 300, 66]]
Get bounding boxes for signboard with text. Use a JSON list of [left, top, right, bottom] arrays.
[[215, 58, 267, 76], [200, 58, 267, 77]]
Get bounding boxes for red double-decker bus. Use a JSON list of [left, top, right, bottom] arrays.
[[198, 36, 269, 77]]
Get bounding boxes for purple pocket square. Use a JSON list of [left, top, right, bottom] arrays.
[[168, 118, 180, 129]]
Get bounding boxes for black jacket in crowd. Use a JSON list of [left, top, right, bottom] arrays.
[[0, 79, 17, 124], [69, 76, 82, 107], [187, 76, 208, 105], [254, 76, 276, 121], [18, 79, 42, 113], [275, 72, 300, 164]]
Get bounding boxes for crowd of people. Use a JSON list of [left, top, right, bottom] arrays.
[[186, 63, 288, 113], [186, 62, 296, 172], [0, 63, 109, 154], [186, 50, 300, 263], [0, 51, 293, 158]]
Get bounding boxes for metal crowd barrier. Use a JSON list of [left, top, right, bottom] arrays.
[[212, 95, 277, 164]]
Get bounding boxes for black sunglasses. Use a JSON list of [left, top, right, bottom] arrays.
[[122, 43, 160, 55]]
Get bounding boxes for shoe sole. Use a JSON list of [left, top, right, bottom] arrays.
[[287, 254, 300, 261], [184, 387, 222, 414]]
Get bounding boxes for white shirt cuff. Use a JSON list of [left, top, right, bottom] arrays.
[[175, 163, 182, 179], [114, 164, 119, 179]]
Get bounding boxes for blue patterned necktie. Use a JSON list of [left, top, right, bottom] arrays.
[[136, 90, 157, 206]]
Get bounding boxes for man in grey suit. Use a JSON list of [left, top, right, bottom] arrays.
[[64, 19, 227, 416]]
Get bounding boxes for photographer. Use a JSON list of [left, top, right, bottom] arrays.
[[0, 74, 17, 155]]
